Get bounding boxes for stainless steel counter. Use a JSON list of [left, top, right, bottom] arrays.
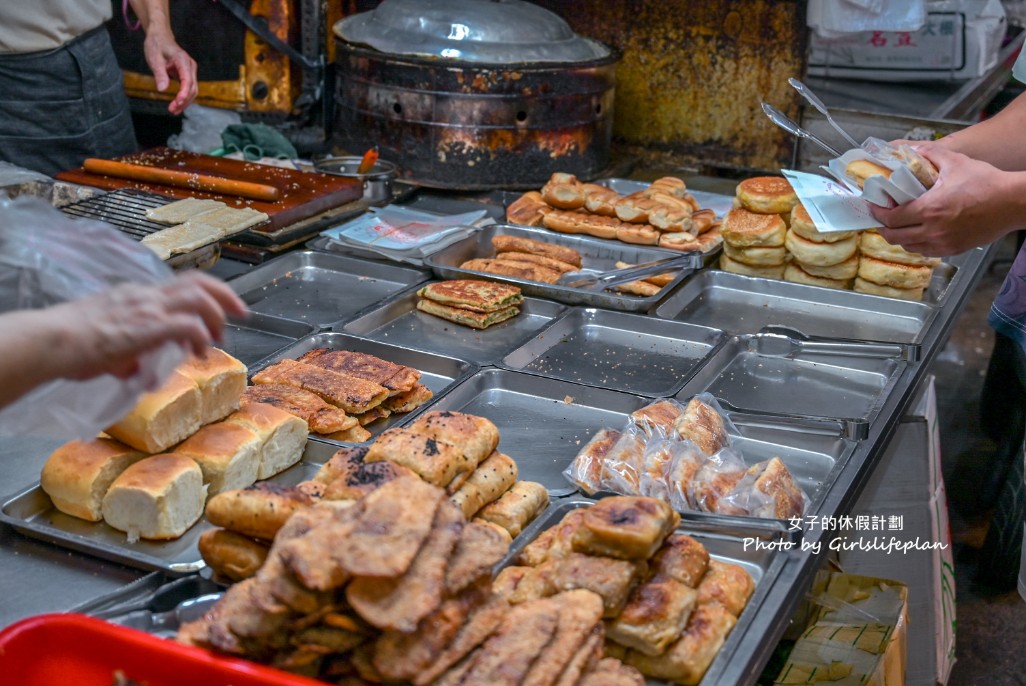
[[0, 203, 997, 685]]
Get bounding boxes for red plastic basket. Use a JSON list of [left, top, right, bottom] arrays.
[[0, 613, 325, 686]]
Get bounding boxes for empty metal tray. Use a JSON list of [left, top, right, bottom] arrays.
[[501, 308, 725, 397], [0, 442, 340, 575], [425, 224, 703, 313], [251, 332, 478, 441], [217, 312, 317, 368], [676, 333, 907, 437], [423, 368, 651, 496], [341, 282, 569, 366], [229, 250, 429, 328], [653, 269, 943, 346]]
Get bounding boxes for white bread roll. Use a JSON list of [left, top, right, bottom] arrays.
[[722, 242, 788, 267], [105, 371, 202, 453], [40, 438, 146, 521], [785, 229, 858, 267], [857, 255, 934, 290], [790, 204, 855, 244], [853, 277, 925, 301], [178, 349, 247, 425], [784, 262, 852, 291], [859, 230, 940, 267], [173, 422, 262, 497], [735, 176, 798, 215], [101, 454, 205, 541], [718, 253, 786, 279], [224, 402, 308, 479], [721, 208, 786, 248]]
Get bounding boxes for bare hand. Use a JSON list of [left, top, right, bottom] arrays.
[[870, 146, 1026, 257], [57, 271, 247, 381], [143, 29, 198, 115]]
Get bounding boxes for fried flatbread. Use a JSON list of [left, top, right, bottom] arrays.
[[523, 590, 605, 686], [554, 627, 605, 686], [251, 359, 388, 414], [460, 258, 562, 284], [418, 280, 524, 313], [491, 235, 583, 267], [297, 349, 420, 396], [241, 384, 357, 434], [445, 522, 512, 595], [416, 299, 520, 330], [355, 404, 391, 426], [381, 383, 433, 413], [364, 427, 475, 487], [346, 499, 463, 632], [412, 593, 510, 686], [144, 197, 226, 224], [407, 411, 500, 467], [577, 658, 646, 686], [322, 425, 372, 442], [312, 446, 369, 483], [321, 459, 418, 501]]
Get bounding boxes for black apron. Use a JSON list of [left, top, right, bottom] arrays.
[[0, 26, 137, 177]]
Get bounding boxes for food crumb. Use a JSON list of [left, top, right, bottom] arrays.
[[563, 395, 574, 404]]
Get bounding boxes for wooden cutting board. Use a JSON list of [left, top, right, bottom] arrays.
[[57, 148, 363, 234]]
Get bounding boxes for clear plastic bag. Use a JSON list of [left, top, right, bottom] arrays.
[[564, 427, 621, 495], [0, 196, 183, 440], [629, 398, 686, 439], [687, 446, 749, 515], [720, 457, 810, 520], [600, 427, 646, 495], [672, 393, 739, 455], [638, 437, 676, 500], [666, 439, 709, 512]]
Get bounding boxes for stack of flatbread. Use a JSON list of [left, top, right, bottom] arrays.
[[141, 197, 269, 260], [244, 349, 433, 442], [416, 280, 523, 330], [180, 477, 645, 685]]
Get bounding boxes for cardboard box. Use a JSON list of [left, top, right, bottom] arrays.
[[807, 2, 1006, 82], [838, 377, 956, 685], [775, 573, 909, 686]]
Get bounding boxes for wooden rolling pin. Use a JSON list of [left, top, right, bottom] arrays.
[[83, 158, 280, 202]]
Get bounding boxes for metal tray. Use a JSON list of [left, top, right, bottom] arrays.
[[425, 224, 703, 313], [504, 498, 791, 686], [676, 334, 908, 438], [340, 282, 569, 366], [500, 308, 725, 397], [251, 332, 478, 441], [217, 313, 317, 368], [653, 269, 943, 347], [229, 250, 429, 328], [424, 368, 651, 496], [0, 442, 340, 576]]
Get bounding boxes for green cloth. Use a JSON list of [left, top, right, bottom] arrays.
[[220, 123, 298, 160]]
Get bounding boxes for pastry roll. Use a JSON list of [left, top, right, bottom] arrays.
[[407, 411, 500, 468], [673, 397, 729, 455], [567, 428, 621, 495], [606, 574, 698, 656], [517, 508, 586, 567], [364, 427, 473, 487], [449, 451, 518, 520], [625, 602, 738, 684], [572, 496, 679, 560], [650, 534, 710, 588], [475, 480, 549, 538]]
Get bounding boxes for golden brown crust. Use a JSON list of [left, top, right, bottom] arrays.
[[417, 280, 523, 313], [583, 185, 621, 217], [722, 242, 788, 267], [241, 383, 356, 434], [795, 253, 859, 280], [853, 276, 925, 300], [695, 560, 755, 616], [721, 208, 787, 248], [572, 496, 679, 560], [542, 175, 587, 210], [735, 176, 798, 214], [494, 250, 579, 274], [40, 438, 146, 521], [297, 349, 420, 396], [206, 482, 318, 540], [860, 230, 940, 267], [651, 534, 711, 588], [857, 255, 934, 289], [251, 359, 389, 415], [674, 398, 729, 456], [846, 159, 892, 188], [616, 223, 662, 246], [789, 204, 855, 243], [718, 253, 785, 279]]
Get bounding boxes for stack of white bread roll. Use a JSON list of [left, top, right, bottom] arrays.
[[719, 176, 939, 300], [855, 230, 940, 300], [40, 349, 308, 542], [784, 203, 860, 290], [719, 177, 797, 279]]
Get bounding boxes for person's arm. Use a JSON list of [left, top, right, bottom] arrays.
[[929, 91, 1026, 171], [127, 0, 198, 115], [0, 272, 247, 410]]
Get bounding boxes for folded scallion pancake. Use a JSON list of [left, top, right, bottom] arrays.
[[416, 299, 520, 330], [417, 279, 523, 313]]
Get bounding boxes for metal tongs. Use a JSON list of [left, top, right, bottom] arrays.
[[761, 78, 862, 157], [557, 253, 701, 289]]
